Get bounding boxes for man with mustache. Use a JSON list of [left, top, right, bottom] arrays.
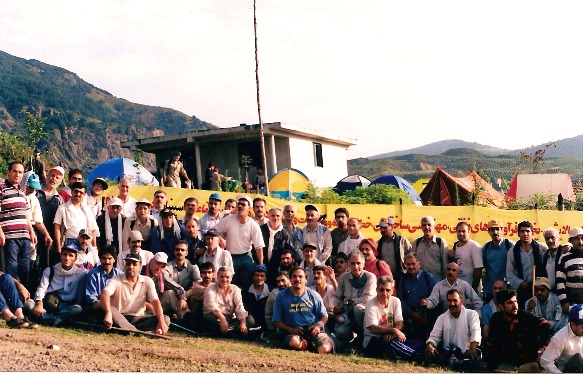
[[481, 219, 514, 303], [263, 271, 291, 341], [486, 289, 552, 371], [425, 289, 481, 371], [293, 205, 332, 264], [556, 227, 583, 315]]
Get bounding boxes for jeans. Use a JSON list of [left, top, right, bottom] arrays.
[[3, 238, 31, 285], [231, 253, 254, 291], [0, 273, 23, 313], [24, 298, 83, 326]]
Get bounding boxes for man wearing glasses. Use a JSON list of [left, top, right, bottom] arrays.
[[54, 182, 99, 251]]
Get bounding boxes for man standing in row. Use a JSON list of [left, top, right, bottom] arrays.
[[294, 205, 332, 264], [376, 217, 411, 285], [412, 216, 448, 282]]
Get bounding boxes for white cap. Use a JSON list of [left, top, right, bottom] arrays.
[[153, 252, 168, 264], [107, 197, 123, 207], [569, 227, 583, 238]]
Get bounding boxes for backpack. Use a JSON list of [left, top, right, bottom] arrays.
[[482, 238, 511, 270], [415, 236, 443, 250]]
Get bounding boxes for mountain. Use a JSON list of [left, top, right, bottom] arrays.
[[0, 50, 215, 171]]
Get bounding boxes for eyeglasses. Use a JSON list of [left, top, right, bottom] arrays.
[[237, 202, 247, 206], [174, 248, 187, 252]]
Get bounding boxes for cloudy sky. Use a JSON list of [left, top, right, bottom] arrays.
[[2, 1, 583, 158]]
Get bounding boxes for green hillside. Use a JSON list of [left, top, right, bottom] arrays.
[[0, 50, 215, 171], [349, 147, 583, 189]]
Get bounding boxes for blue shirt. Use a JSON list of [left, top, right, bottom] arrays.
[[397, 270, 435, 317], [85, 265, 122, 305], [151, 224, 187, 260], [482, 238, 514, 293], [272, 287, 327, 328]]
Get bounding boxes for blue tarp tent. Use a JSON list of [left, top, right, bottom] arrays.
[[370, 174, 422, 204], [87, 157, 159, 186]]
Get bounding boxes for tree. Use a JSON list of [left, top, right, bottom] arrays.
[[19, 109, 46, 150]]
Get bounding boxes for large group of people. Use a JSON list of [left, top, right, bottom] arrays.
[[1, 159, 583, 372]]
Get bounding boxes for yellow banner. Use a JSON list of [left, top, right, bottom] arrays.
[[105, 186, 583, 245]]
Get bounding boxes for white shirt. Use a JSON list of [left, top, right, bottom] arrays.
[[453, 239, 483, 285], [54, 201, 99, 240], [198, 246, 234, 279], [541, 324, 583, 373], [364, 296, 403, 348], [213, 215, 264, 255], [338, 234, 365, 256], [119, 196, 137, 219]]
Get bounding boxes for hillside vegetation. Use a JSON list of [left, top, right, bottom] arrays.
[[0, 50, 214, 171]]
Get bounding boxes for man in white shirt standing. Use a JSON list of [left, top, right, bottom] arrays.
[[451, 221, 483, 292], [53, 182, 98, 250], [116, 178, 136, 219]]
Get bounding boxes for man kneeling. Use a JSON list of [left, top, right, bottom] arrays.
[[272, 267, 335, 354], [425, 289, 481, 371], [202, 266, 254, 339]]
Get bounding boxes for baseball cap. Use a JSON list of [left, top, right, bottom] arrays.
[[124, 252, 140, 263], [302, 242, 317, 251], [254, 264, 267, 274], [205, 228, 220, 237], [78, 229, 91, 239], [569, 304, 583, 323], [92, 178, 109, 190], [27, 173, 41, 190], [49, 166, 65, 176], [235, 194, 253, 206], [533, 277, 551, 290], [304, 204, 318, 213], [569, 227, 583, 238], [159, 208, 174, 218], [135, 198, 152, 207], [376, 217, 394, 228], [208, 192, 222, 201], [488, 219, 503, 229], [129, 231, 143, 242], [107, 197, 123, 207], [154, 252, 168, 264], [61, 243, 80, 253]]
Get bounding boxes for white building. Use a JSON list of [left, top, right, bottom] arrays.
[[121, 122, 356, 188]]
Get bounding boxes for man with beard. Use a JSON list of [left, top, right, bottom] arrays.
[[96, 197, 125, 254], [100, 252, 170, 334], [486, 289, 552, 371], [263, 271, 291, 340], [36, 166, 65, 268], [85, 245, 121, 321], [543, 227, 568, 290], [75, 229, 99, 270], [482, 219, 514, 303], [267, 248, 298, 289], [425, 289, 482, 371], [25, 244, 86, 326], [412, 216, 449, 282], [451, 221, 483, 292], [333, 251, 377, 343], [150, 190, 166, 221], [376, 217, 411, 285], [299, 243, 322, 287], [506, 220, 548, 308], [557, 227, 583, 314], [330, 207, 349, 260], [166, 240, 201, 297], [0, 161, 38, 286], [273, 267, 334, 353], [525, 277, 566, 335], [186, 261, 215, 326], [333, 252, 349, 278], [541, 304, 583, 373], [122, 198, 157, 252], [116, 231, 154, 273], [151, 208, 187, 260], [293, 204, 332, 264], [178, 197, 199, 224], [203, 266, 255, 339]]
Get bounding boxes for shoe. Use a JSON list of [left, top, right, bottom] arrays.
[[7, 317, 28, 329], [23, 316, 39, 329]]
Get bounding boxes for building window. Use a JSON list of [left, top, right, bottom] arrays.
[[313, 142, 323, 167]]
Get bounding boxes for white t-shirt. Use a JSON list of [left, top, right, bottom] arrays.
[[213, 215, 264, 255], [338, 234, 365, 256], [363, 296, 403, 348], [453, 239, 483, 285]]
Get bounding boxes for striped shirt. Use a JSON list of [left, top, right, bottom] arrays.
[[0, 182, 31, 239], [556, 249, 583, 305]]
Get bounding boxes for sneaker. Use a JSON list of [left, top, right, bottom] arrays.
[[23, 316, 39, 329], [7, 317, 28, 329]]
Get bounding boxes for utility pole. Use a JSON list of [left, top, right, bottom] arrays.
[[254, 0, 269, 196]]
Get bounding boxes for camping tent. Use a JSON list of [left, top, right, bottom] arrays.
[[334, 175, 371, 195], [87, 157, 159, 187], [420, 168, 504, 207], [370, 174, 422, 204], [507, 173, 575, 201], [412, 178, 430, 194], [268, 168, 310, 200]]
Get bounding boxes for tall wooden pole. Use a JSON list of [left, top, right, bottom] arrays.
[[254, 0, 269, 196]]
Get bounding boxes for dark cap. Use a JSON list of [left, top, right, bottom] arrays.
[[205, 228, 220, 237], [172, 151, 182, 156], [254, 264, 267, 274], [159, 208, 174, 218], [302, 242, 318, 251], [376, 217, 394, 228], [208, 192, 222, 201], [124, 252, 141, 263], [569, 304, 583, 323], [78, 229, 91, 239], [62, 243, 80, 253], [304, 204, 318, 213]]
